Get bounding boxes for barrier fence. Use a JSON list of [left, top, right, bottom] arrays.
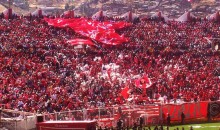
[[0, 109, 36, 130], [43, 104, 161, 127], [161, 102, 208, 121], [161, 101, 220, 124], [0, 101, 219, 129], [43, 101, 220, 127]]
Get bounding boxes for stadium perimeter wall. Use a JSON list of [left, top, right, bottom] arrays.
[[42, 101, 220, 127], [0, 101, 219, 129]]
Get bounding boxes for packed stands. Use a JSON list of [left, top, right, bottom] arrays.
[[0, 12, 219, 116]]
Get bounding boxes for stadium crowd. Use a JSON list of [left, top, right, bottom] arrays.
[[0, 16, 219, 114]]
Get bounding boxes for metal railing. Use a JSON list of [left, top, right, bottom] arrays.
[[43, 104, 161, 127]]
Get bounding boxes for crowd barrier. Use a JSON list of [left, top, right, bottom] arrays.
[[0, 101, 219, 129], [161, 102, 208, 121], [43, 104, 161, 127], [0, 116, 36, 130], [0, 104, 5, 109], [43, 101, 220, 127], [0, 109, 36, 130], [161, 101, 220, 124]]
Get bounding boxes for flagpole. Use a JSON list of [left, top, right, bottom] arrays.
[[8, 0, 12, 19], [8, 0, 10, 9]]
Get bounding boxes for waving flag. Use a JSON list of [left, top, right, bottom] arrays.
[[134, 74, 152, 96], [67, 39, 95, 46], [121, 87, 130, 99], [44, 18, 131, 45], [135, 74, 152, 88]]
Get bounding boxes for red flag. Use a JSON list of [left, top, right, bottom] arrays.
[[44, 18, 131, 45], [135, 79, 141, 88], [67, 39, 95, 46], [121, 87, 129, 99], [142, 74, 150, 84], [135, 75, 151, 88]]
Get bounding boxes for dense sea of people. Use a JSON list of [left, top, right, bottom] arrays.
[[0, 16, 219, 114]]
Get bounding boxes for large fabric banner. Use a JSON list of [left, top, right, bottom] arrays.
[[67, 39, 95, 47], [44, 18, 131, 46], [162, 102, 209, 121]]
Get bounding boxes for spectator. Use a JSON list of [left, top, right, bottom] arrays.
[[98, 126, 102, 130], [167, 114, 171, 126], [154, 126, 159, 130], [181, 112, 185, 124], [132, 122, 138, 130], [0, 15, 219, 118], [139, 116, 144, 128], [117, 119, 123, 130]]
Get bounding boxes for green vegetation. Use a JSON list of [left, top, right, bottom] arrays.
[[146, 123, 220, 130]]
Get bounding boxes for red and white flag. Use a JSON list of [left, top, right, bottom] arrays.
[[121, 87, 130, 99], [135, 74, 152, 88], [67, 38, 95, 47], [45, 18, 131, 45]]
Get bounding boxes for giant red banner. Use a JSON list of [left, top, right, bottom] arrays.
[[161, 102, 209, 121], [44, 18, 131, 46]]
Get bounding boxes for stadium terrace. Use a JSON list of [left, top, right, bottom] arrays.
[[0, 2, 219, 130]]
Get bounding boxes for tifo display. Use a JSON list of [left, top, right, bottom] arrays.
[[0, 3, 219, 129]]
